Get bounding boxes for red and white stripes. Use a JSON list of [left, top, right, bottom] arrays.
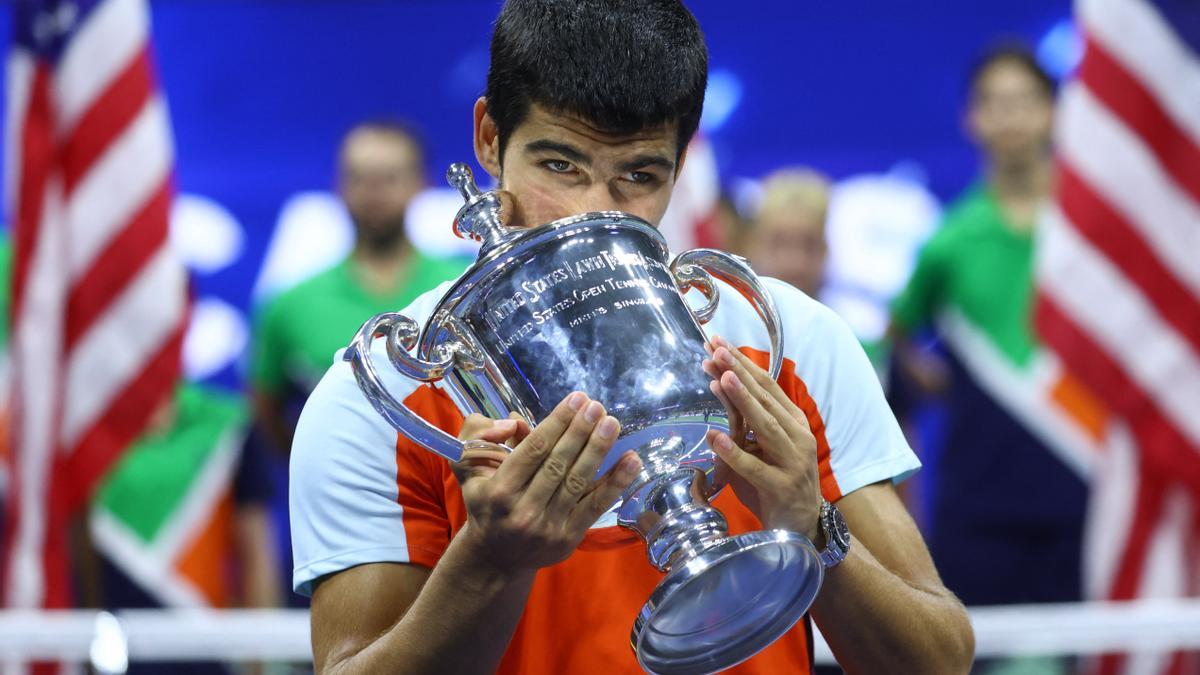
[[1035, 0, 1200, 673], [3, 0, 184, 622]]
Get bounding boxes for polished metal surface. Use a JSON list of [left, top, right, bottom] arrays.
[[342, 162, 824, 673]]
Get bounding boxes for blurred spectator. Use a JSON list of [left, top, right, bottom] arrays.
[[247, 120, 468, 609], [888, 43, 1089, 619], [92, 382, 276, 675], [249, 121, 468, 454], [747, 167, 832, 299], [711, 192, 752, 258]]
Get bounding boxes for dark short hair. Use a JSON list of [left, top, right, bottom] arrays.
[[340, 118, 427, 165], [486, 0, 708, 163], [967, 42, 1056, 101]]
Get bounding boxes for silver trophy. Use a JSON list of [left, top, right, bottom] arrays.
[[343, 163, 824, 674]]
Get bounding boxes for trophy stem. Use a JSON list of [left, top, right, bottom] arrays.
[[618, 438, 825, 675], [627, 468, 729, 572]]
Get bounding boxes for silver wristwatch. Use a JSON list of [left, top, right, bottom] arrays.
[[818, 499, 850, 568]]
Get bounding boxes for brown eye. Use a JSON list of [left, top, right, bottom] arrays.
[[543, 159, 574, 173]]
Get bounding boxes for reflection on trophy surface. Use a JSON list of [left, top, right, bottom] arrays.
[[343, 163, 825, 674]]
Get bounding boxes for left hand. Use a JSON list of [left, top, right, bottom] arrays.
[[702, 334, 822, 542]]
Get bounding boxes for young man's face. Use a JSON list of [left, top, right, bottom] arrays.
[[339, 129, 425, 249], [966, 61, 1054, 168], [474, 99, 682, 228]]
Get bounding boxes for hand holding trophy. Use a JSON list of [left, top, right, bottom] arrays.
[[342, 163, 825, 674]]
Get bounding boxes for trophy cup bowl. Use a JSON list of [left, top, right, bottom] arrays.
[[342, 163, 824, 674]]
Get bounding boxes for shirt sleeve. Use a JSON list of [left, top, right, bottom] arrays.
[[289, 284, 459, 596], [767, 279, 922, 499], [890, 226, 951, 334], [249, 297, 288, 395]]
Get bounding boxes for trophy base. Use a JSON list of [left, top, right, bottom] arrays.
[[631, 530, 823, 675]]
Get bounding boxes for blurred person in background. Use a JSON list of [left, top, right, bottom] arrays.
[[889, 44, 1091, 633], [747, 167, 832, 300], [249, 120, 468, 455], [712, 192, 752, 259], [92, 380, 278, 675], [248, 120, 467, 608]]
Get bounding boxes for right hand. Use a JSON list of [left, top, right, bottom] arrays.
[[898, 348, 951, 396], [453, 392, 642, 574]]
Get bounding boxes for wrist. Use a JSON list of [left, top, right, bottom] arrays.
[[765, 505, 822, 544], [450, 524, 537, 585]]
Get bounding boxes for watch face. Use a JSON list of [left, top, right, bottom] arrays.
[[832, 508, 851, 551]]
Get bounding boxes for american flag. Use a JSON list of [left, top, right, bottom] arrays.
[[2, 0, 185, 624], [1034, 0, 1200, 673]]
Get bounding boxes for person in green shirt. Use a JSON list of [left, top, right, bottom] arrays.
[[890, 45, 1091, 629], [250, 121, 468, 454]]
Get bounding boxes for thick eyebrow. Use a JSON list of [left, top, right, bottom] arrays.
[[617, 154, 675, 174], [523, 139, 592, 167]]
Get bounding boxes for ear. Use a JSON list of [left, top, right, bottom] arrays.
[[474, 97, 502, 180]]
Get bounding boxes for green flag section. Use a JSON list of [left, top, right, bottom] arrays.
[[90, 383, 247, 607], [891, 185, 1107, 476]]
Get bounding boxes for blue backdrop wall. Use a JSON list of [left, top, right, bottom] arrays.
[[0, 0, 1074, 389]]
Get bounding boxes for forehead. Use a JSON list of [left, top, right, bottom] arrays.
[[510, 104, 678, 160], [341, 130, 419, 165], [974, 60, 1049, 97], [759, 210, 825, 235]]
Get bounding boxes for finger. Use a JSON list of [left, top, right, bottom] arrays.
[[712, 335, 800, 417], [716, 368, 801, 456], [569, 451, 643, 531], [494, 392, 587, 489], [459, 416, 520, 445], [505, 412, 533, 446], [712, 344, 797, 425], [705, 357, 751, 445], [708, 379, 746, 446], [706, 429, 773, 488], [549, 414, 621, 513], [451, 440, 511, 483], [520, 399, 607, 508]]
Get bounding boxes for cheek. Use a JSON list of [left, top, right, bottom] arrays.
[[503, 169, 569, 226], [623, 185, 675, 226]]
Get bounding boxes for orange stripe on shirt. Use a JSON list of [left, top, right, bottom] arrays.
[[740, 346, 843, 502], [393, 384, 465, 569]]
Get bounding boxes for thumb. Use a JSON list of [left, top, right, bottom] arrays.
[[452, 439, 512, 484]]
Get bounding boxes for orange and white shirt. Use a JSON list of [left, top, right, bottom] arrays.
[[290, 276, 919, 674]]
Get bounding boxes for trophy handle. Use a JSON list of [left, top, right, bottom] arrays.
[[343, 312, 479, 463], [671, 249, 785, 381]]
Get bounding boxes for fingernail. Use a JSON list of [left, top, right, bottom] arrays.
[[495, 419, 517, 430], [717, 348, 735, 367], [567, 392, 587, 411], [725, 371, 743, 390], [598, 416, 619, 439], [584, 401, 604, 424], [713, 334, 728, 347], [620, 453, 642, 476], [715, 433, 733, 451]]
